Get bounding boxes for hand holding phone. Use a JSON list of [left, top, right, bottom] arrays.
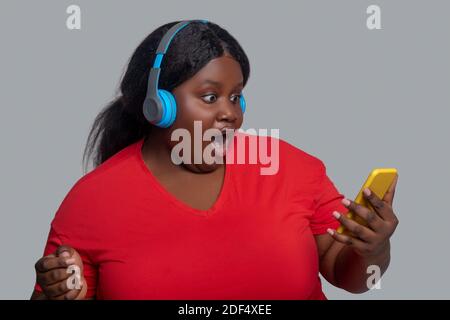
[[337, 168, 398, 236]]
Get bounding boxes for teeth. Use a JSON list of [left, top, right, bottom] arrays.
[[211, 133, 230, 157], [210, 129, 235, 157], [212, 136, 225, 145]]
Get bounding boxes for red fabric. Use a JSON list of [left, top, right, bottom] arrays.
[[34, 133, 347, 299]]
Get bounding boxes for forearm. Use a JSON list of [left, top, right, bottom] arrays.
[[30, 290, 48, 300], [334, 241, 391, 293], [30, 289, 95, 300]]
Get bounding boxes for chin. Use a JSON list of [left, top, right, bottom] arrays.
[[196, 162, 222, 173], [180, 161, 221, 174]]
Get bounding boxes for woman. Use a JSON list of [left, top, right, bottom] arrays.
[[31, 20, 399, 300]]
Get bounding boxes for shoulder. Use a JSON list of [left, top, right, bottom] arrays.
[[79, 138, 144, 186], [277, 138, 327, 194], [232, 131, 325, 182], [278, 137, 325, 171], [79, 139, 142, 188], [52, 140, 142, 227], [234, 131, 322, 163]]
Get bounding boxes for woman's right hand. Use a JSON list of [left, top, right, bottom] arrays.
[[34, 245, 87, 300]]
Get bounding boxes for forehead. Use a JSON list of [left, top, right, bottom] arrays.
[[186, 55, 244, 87]]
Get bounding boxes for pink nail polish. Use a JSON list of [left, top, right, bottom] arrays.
[[332, 211, 341, 219], [342, 198, 350, 206], [327, 228, 334, 236]]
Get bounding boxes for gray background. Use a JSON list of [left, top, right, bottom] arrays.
[[1, 0, 449, 299]]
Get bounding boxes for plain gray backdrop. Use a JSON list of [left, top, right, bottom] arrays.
[[1, 0, 449, 299]]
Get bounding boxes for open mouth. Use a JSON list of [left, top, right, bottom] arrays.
[[211, 129, 234, 157]]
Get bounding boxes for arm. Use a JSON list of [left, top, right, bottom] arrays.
[[30, 290, 96, 300], [30, 290, 48, 300], [315, 233, 391, 293], [315, 177, 399, 293]]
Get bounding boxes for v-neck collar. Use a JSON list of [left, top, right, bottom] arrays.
[[134, 138, 231, 217]]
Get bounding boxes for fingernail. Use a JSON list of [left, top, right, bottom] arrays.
[[363, 188, 371, 196], [332, 211, 341, 219], [342, 198, 351, 206], [60, 251, 70, 258], [327, 228, 334, 236], [65, 258, 76, 265]]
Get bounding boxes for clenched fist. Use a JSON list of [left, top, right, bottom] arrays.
[[33, 245, 87, 300]]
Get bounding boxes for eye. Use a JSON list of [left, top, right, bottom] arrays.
[[201, 94, 217, 104], [230, 94, 241, 104]]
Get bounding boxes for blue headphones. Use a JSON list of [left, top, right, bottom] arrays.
[[142, 20, 246, 128]]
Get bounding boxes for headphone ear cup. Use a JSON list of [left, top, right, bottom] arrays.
[[156, 89, 177, 128], [239, 94, 246, 113]]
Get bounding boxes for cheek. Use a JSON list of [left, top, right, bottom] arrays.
[[174, 95, 216, 127], [237, 112, 244, 127]]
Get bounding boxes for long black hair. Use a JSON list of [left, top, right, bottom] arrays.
[[82, 20, 250, 172]]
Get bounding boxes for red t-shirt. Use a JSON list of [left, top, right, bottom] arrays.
[[35, 133, 346, 299]]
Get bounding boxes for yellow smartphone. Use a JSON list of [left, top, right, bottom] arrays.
[[336, 168, 398, 235]]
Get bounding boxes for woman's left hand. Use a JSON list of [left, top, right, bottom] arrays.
[[328, 175, 399, 258]]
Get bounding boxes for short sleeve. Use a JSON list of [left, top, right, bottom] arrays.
[[33, 224, 98, 299], [310, 162, 348, 235]]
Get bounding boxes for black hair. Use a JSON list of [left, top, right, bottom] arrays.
[[82, 20, 250, 172]]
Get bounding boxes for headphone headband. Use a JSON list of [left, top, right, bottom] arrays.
[[154, 20, 208, 68], [143, 20, 208, 126], [148, 20, 208, 101]]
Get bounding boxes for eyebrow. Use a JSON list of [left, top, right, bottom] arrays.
[[201, 79, 244, 88]]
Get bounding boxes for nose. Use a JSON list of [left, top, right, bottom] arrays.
[[215, 99, 239, 124]]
